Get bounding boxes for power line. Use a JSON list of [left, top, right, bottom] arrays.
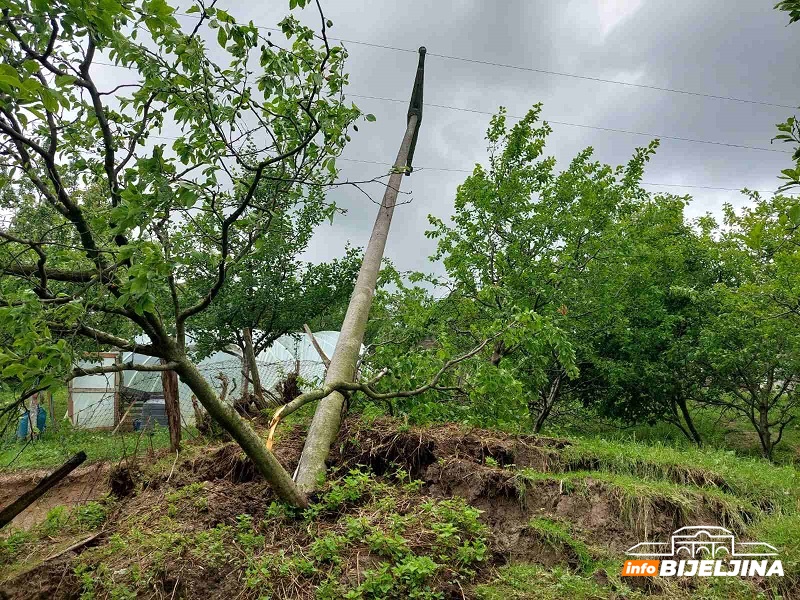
[[141, 136, 788, 194], [350, 93, 789, 154], [172, 12, 798, 110], [335, 157, 789, 195], [421, 51, 797, 111], [92, 61, 789, 156]]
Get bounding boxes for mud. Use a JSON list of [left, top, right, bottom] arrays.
[[0, 463, 110, 530]]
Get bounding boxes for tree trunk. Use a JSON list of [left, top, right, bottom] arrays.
[[174, 357, 308, 507], [531, 372, 562, 434], [0, 452, 86, 529], [675, 397, 702, 447], [160, 359, 181, 453], [294, 115, 422, 493], [757, 395, 774, 460], [243, 327, 269, 410], [490, 340, 506, 367], [240, 341, 250, 401]]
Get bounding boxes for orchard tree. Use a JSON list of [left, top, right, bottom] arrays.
[[587, 196, 721, 446], [0, 0, 366, 506], [186, 182, 360, 407], [773, 1, 800, 193], [696, 195, 800, 460], [423, 106, 657, 431]]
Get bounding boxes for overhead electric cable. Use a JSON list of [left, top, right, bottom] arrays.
[[173, 12, 799, 110]]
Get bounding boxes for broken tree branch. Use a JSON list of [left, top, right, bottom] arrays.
[[267, 328, 500, 449], [304, 323, 331, 367], [0, 451, 87, 529]]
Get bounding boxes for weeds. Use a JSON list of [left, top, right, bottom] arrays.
[[65, 469, 490, 599], [527, 517, 595, 573]]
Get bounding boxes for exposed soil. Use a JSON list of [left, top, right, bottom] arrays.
[[0, 418, 792, 599], [0, 463, 110, 530]]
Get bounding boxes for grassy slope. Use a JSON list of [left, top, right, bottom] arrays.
[[483, 432, 800, 599], [1, 417, 798, 599]]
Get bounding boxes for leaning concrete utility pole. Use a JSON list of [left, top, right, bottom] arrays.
[[294, 48, 426, 493]]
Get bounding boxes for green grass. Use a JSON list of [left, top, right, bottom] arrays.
[[0, 385, 178, 470], [516, 468, 753, 538], [527, 518, 596, 573], [561, 436, 799, 513], [65, 469, 490, 599], [548, 403, 800, 465], [474, 562, 775, 600], [748, 513, 800, 591], [474, 564, 631, 600], [0, 423, 172, 471]]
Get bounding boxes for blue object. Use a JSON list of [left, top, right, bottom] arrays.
[[16, 406, 47, 440]]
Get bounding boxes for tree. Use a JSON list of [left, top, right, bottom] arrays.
[[186, 188, 360, 407], [776, 0, 800, 24], [421, 106, 657, 431], [586, 196, 721, 446], [0, 0, 365, 506], [694, 195, 800, 460], [773, 1, 800, 193]]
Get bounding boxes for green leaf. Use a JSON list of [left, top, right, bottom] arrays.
[[217, 27, 227, 47], [788, 203, 800, 225], [365, 113, 376, 122], [38, 89, 59, 113]]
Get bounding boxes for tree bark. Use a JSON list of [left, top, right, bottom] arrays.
[[294, 114, 421, 494], [243, 327, 270, 410], [757, 393, 774, 460], [675, 397, 702, 447], [0, 452, 86, 529], [173, 357, 308, 507], [160, 359, 181, 452], [531, 372, 562, 434]]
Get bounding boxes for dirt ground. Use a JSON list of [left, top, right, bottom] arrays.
[[0, 463, 110, 530]]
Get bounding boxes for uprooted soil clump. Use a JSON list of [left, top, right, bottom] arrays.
[[0, 418, 797, 599]]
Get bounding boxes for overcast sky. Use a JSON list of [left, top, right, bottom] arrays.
[[186, 1, 800, 274]]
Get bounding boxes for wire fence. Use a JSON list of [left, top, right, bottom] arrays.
[[0, 359, 328, 469]]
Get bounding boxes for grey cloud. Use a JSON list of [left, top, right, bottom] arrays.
[[200, 1, 800, 272]]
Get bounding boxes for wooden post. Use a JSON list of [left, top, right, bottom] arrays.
[[0, 452, 87, 529], [294, 48, 426, 493], [47, 390, 57, 432], [27, 392, 39, 440], [160, 359, 181, 452]]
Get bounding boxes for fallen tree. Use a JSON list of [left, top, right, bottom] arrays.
[[0, 451, 86, 529], [0, 0, 367, 507]]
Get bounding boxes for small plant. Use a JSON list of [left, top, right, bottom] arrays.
[[344, 516, 371, 540], [528, 517, 594, 573], [40, 505, 70, 535], [0, 530, 34, 565], [367, 530, 410, 558], [392, 554, 439, 589], [310, 532, 347, 563], [73, 500, 111, 531], [235, 514, 265, 551], [266, 500, 299, 521]]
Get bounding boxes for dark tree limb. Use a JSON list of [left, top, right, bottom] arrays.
[[0, 451, 87, 529]]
